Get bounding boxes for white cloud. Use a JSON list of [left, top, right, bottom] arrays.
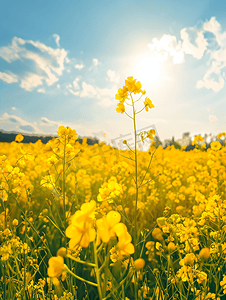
[[209, 115, 218, 122], [73, 77, 80, 89], [78, 81, 116, 106], [20, 73, 44, 91], [0, 71, 18, 83], [96, 85, 116, 100], [11, 107, 16, 110], [37, 88, 46, 93], [80, 82, 97, 98], [203, 17, 226, 47], [181, 28, 208, 59], [148, 17, 226, 92], [196, 74, 224, 92], [0, 36, 68, 91], [0, 113, 43, 133], [148, 34, 184, 64], [69, 89, 80, 96], [75, 64, 84, 70], [107, 69, 120, 83], [53, 34, 60, 47], [40, 117, 60, 127], [93, 58, 99, 66]]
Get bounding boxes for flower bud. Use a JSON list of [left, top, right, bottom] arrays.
[[199, 248, 210, 260], [168, 242, 176, 253], [57, 247, 67, 257], [12, 219, 18, 226], [134, 258, 145, 270]]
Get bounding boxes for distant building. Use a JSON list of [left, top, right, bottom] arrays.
[[176, 132, 191, 147]]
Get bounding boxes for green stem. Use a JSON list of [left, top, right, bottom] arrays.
[[66, 254, 96, 267], [93, 241, 103, 299], [62, 136, 66, 229], [131, 93, 139, 246], [65, 265, 98, 287]]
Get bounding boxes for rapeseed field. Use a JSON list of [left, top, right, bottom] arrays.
[[1, 77, 226, 300]]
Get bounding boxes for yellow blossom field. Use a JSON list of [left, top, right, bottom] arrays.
[[1, 77, 226, 300]]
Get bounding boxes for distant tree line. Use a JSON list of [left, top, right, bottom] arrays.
[[0, 130, 99, 145]]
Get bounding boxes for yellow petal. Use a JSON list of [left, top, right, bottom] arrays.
[[124, 243, 135, 255], [106, 211, 121, 227], [136, 81, 141, 89], [65, 224, 79, 238], [69, 235, 82, 249], [114, 223, 127, 237]]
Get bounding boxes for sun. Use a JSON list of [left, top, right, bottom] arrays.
[[134, 56, 162, 86]]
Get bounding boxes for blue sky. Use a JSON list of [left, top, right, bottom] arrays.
[[0, 0, 226, 144]]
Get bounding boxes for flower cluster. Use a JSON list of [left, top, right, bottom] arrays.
[[97, 176, 123, 202], [115, 76, 154, 115]]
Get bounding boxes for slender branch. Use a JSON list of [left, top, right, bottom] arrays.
[[138, 174, 161, 189], [113, 151, 135, 161], [134, 94, 144, 103], [135, 106, 146, 115], [125, 143, 135, 154], [66, 255, 96, 267], [125, 112, 133, 119], [139, 148, 157, 186], [125, 101, 133, 106]]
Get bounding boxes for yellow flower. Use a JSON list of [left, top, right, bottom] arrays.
[[201, 143, 206, 149], [147, 129, 155, 140], [115, 86, 128, 102], [217, 132, 226, 139], [117, 231, 135, 257], [114, 223, 135, 257], [97, 177, 123, 202], [180, 253, 197, 266], [157, 217, 166, 228], [156, 242, 163, 251], [124, 76, 144, 94], [220, 275, 226, 294], [57, 126, 78, 141], [125, 76, 137, 92], [144, 97, 154, 111], [66, 200, 96, 248], [15, 134, 24, 142], [40, 175, 55, 190], [47, 256, 64, 278], [20, 147, 35, 161], [116, 102, 125, 114], [96, 211, 121, 243], [168, 242, 176, 253], [211, 141, 221, 151], [152, 228, 163, 241]]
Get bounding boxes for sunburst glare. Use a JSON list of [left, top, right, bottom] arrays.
[[134, 55, 163, 87]]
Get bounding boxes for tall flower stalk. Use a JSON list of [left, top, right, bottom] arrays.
[[115, 76, 155, 244]]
